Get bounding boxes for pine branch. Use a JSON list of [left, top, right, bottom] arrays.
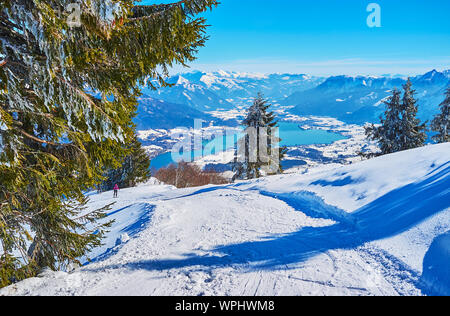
[[132, 0, 217, 20], [17, 127, 89, 162], [55, 74, 121, 127]]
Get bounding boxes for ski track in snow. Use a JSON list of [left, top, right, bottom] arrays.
[[1, 144, 449, 296]]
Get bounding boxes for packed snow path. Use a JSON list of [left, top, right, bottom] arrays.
[[1, 144, 449, 296]]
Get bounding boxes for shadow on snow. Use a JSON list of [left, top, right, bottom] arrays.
[[86, 163, 449, 291]]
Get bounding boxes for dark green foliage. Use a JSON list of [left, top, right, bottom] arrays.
[[0, 0, 217, 287], [102, 136, 151, 191], [399, 79, 427, 150], [366, 88, 403, 154], [431, 88, 450, 143], [233, 93, 286, 180], [365, 79, 427, 155]]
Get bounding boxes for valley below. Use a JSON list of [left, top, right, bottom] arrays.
[[135, 69, 448, 175], [139, 115, 374, 177]]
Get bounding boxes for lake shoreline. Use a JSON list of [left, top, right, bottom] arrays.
[[149, 120, 348, 170]]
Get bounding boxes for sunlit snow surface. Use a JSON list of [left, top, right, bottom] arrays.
[[1, 144, 449, 296]]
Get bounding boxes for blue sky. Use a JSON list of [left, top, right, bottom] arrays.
[[140, 0, 450, 76]]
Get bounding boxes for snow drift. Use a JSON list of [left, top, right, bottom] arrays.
[[421, 232, 450, 296]]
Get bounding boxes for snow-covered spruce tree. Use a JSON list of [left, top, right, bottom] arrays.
[[365, 89, 402, 155], [399, 79, 427, 150], [102, 135, 151, 191], [366, 79, 426, 155], [233, 93, 286, 180], [0, 0, 217, 286], [431, 88, 450, 143]]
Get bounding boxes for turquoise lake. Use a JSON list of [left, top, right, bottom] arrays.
[[150, 122, 346, 170]]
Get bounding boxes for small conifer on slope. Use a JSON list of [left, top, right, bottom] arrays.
[[365, 79, 427, 156], [431, 88, 450, 144], [233, 93, 286, 180], [102, 136, 151, 191]]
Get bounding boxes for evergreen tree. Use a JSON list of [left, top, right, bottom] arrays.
[[366, 79, 426, 155], [431, 88, 450, 143], [0, 0, 217, 287], [365, 89, 402, 155], [102, 136, 151, 191], [233, 93, 286, 180], [399, 79, 427, 150]]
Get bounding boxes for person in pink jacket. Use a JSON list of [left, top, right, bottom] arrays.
[[113, 184, 119, 198]]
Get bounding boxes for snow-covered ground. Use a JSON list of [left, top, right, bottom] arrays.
[[1, 144, 449, 296]]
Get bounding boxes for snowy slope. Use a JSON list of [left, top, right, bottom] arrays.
[[1, 144, 449, 296]]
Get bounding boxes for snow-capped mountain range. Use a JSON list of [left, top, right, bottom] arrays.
[[138, 69, 449, 127], [141, 71, 324, 111], [286, 70, 450, 122]]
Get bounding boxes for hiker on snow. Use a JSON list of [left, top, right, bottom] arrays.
[[113, 184, 119, 198]]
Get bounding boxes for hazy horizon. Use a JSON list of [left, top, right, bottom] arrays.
[[167, 67, 450, 78], [143, 0, 450, 76]]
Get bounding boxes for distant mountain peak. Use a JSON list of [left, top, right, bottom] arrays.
[[175, 75, 190, 86], [216, 69, 231, 77], [422, 69, 439, 78], [415, 69, 448, 85]]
